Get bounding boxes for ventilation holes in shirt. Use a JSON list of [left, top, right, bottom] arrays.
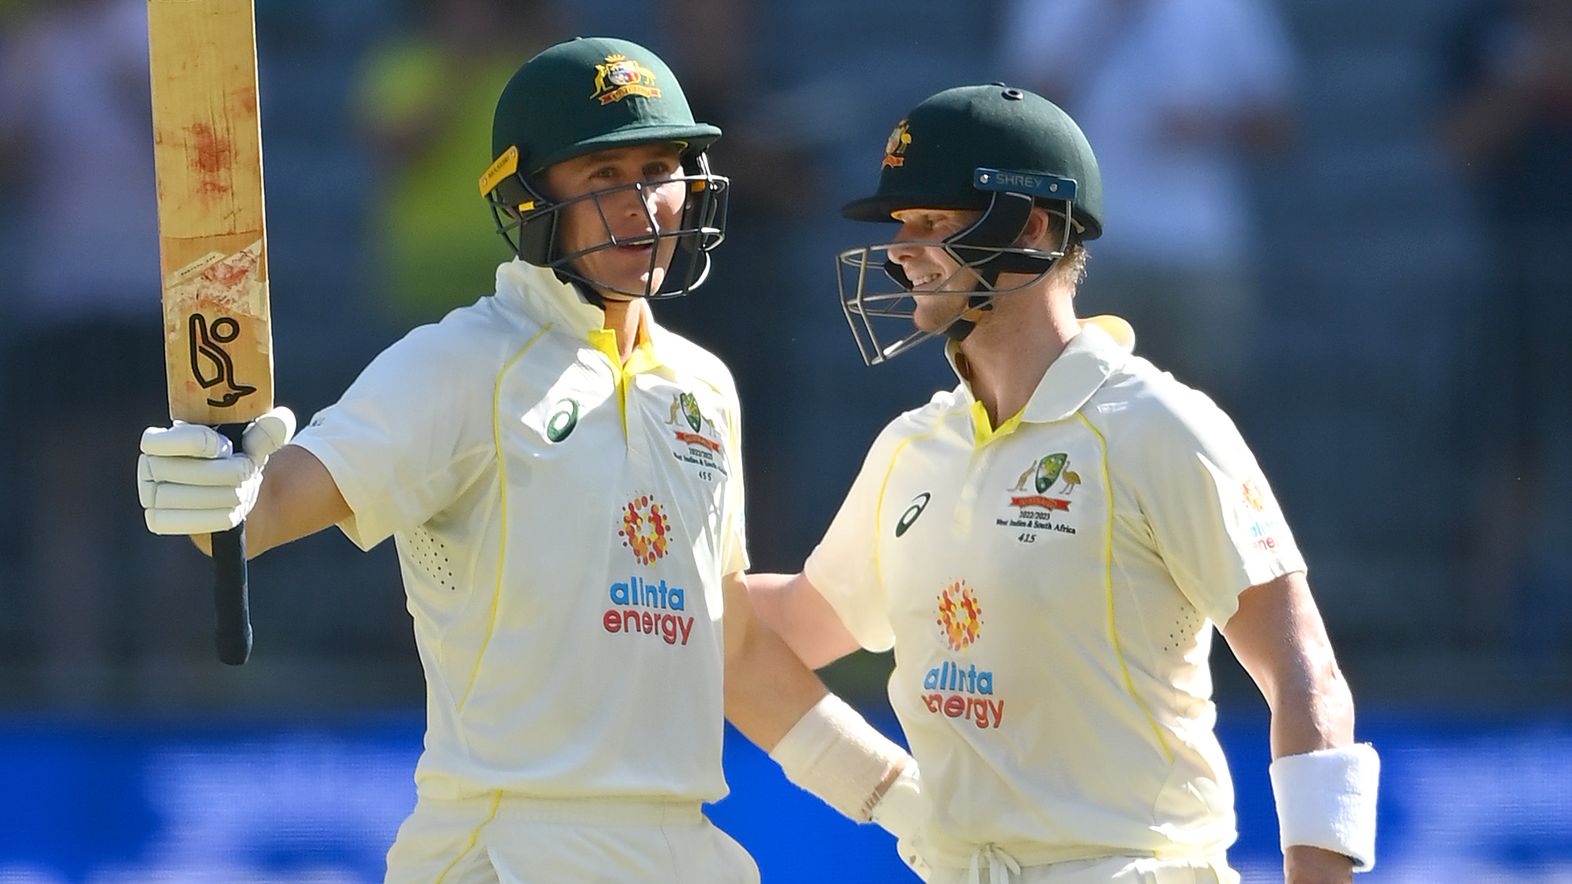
[[410, 528, 456, 590]]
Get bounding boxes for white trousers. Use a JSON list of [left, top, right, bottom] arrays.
[[929, 853, 1240, 884], [384, 793, 759, 884]]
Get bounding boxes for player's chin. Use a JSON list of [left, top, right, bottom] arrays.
[[912, 297, 969, 333]]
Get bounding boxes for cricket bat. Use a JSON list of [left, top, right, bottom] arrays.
[[147, 0, 273, 665]]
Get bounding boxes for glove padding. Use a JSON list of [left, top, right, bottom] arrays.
[[138, 406, 296, 535], [871, 764, 931, 880]]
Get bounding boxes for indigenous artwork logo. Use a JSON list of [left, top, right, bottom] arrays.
[[665, 391, 728, 480], [618, 494, 671, 565], [936, 580, 983, 651], [882, 119, 911, 168], [593, 54, 660, 105], [996, 452, 1079, 535], [1242, 479, 1267, 511]]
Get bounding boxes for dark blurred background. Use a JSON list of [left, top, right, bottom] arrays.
[[0, 0, 1569, 881]]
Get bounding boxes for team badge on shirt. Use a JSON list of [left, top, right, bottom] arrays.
[[921, 579, 1004, 730], [665, 391, 729, 481], [996, 452, 1079, 536]]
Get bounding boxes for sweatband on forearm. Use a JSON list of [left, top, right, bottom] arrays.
[[1269, 742, 1380, 872]]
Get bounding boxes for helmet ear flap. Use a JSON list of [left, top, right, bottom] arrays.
[[486, 169, 561, 266]]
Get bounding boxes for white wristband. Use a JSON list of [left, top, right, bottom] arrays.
[[1269, 743, 1380, 872], [770, 694, 912, 823]]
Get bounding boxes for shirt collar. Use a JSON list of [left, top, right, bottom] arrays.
[[946, 314, 1135, 426], [495, 259, 663, 368]]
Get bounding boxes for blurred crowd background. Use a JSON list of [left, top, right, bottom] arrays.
[[0, 0, 1569, 879]]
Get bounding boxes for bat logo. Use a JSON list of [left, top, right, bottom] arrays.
[[188, 313, 256, 408]]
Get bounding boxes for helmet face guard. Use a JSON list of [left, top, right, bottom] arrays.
[[483, 147, 729, 299], [837, 168, 1078, 365]]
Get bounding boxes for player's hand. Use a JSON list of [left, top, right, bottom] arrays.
[[870, 762, 930, 879], [1285, 845, 1354, 884], [138, 406, 296, 535]]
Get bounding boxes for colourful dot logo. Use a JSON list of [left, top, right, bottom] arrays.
[[619, 495, 671, 565], [936, 580, 983, 651], [1242, 479, 1266, 512]]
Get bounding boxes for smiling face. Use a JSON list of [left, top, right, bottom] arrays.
[[539, 142, 689, 299], [886, 207, 987, 331]]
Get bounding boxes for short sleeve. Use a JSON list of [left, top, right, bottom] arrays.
[[1124, 387, 1307, 625], [292, 324, 492, 550], [803, 425, 906, 652], [720, 396, 749, 577]]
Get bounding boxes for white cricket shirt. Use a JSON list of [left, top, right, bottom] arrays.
[[293, 260, 747, 803], [805, 317, 1305, 868]]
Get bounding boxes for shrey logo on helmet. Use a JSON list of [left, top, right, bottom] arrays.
[[592, 53, 660, 105]]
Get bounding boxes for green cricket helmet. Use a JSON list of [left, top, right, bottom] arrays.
[[478, 37, 729, 299], [837, 84, 1103, 364]]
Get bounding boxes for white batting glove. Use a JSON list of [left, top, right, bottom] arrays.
[[138, 406, 295, 535], [871, 763, 930, 880]]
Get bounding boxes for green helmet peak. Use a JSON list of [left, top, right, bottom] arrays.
[[490, 36, 721, 175], [843, 84, 1102, 240]]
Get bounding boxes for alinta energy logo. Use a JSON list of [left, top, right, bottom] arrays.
[[922, 580, 1004, 730], [1241, 477, 1285, 552], [605, 493, 694, 646]]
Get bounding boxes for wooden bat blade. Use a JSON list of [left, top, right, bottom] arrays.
[[147, 0, 272, 665], [148, 0, 273, 427]]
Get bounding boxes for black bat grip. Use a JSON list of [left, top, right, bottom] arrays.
[[212, 422, 253, 665]]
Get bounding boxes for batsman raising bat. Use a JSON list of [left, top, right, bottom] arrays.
[[137, 35, 921, 881], [141, 0, 276, 665]]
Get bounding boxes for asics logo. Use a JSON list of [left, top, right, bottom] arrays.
[[895, 492, 931, 537], [546, 398, 579, 442]]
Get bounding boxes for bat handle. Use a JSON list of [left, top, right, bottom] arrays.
[[212, 422, 253, 665]]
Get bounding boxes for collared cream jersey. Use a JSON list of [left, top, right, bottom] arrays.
[[293, 260, 747, 803], [805, 317, 1305, 868]]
